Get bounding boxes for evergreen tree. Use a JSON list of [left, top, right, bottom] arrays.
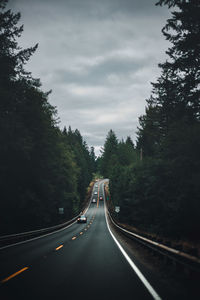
[[134, 0, 200, 237], [90, 146, 96, 174], [0, 0, 92, 234], [155, 0, 200, 121], [118, 137, 137, 165], [104, 0, 200, 239], [62, 127, 93, 206], [136, 103, 163, 157], [100, 129, 118, 177]]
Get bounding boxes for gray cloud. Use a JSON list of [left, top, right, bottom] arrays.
[[9, 0, 170, 155]]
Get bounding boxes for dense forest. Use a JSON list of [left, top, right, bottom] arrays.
[[1, 0, 200, 243], [99, 0, 200, 241], [0, 0, 96, 234]]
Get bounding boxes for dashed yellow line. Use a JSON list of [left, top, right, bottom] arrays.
[[1, 213, 97, 285], [97, 184, 100, 208], [55, 245, 63, 251], [1, 267, 29, 284]]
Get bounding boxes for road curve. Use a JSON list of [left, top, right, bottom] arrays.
[[0, 180, 161, 300]]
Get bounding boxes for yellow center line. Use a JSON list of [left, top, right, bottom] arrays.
[[55, 245, 63, 251], [1, 267, 29, 284], [97, 184, 100, 208], [72, 236, 77, 240]]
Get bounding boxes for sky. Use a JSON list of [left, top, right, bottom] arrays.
[[9, 0, 170, 156]]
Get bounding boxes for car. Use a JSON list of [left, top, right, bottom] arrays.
[[99, 196, 103, 201], [94, 191, 97, 195], [77, 215, 87, 223], [92, 198, 96, 203]]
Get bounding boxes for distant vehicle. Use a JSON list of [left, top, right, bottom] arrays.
[[99, 196, 103, 201], [94, 191, 97, 195], [77, 215, 87, 223], [92, 198, 96, 203]]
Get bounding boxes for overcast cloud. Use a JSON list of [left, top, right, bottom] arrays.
[[9, 0, 170, 156]]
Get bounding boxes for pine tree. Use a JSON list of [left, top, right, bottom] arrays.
[[134, 0, 200, 237], [100, 130, 118, 177], [155, 0, 200, 120], [0, 0, 38, 84], [90, 146, 96, 173], [0, 1, 88, 233], [137, 0, 200, 157]]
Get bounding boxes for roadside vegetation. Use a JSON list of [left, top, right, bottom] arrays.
[[1, 0, 200, 253], [0, 0, 96, 234], [99, 0, 200, 250]]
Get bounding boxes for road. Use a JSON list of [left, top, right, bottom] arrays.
[[0, 180, 161, 300]]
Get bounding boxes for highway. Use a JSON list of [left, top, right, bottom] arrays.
[[0, 180, 161, 300]]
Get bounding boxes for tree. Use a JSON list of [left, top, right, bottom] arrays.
[[100, 130, 118, 177], [90, 146, 96, 174], [136, 103, 163, 157], [156, 0, 200, 121], [62, 127, 93, 205], [0, 0, 38, 84], [133, 0, 200, 237], [105, 0, 200, 239], [0, 1, 92, 234], [118, 137, 137, 166]]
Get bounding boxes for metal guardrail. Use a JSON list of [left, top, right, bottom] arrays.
[[0, 180, 98, 249], [0, 188, 93, 249], [0, 214, 80, 248], [106, 209, 200, 273]]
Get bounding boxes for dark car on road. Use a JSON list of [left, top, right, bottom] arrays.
[[77, 215, 87, 223]]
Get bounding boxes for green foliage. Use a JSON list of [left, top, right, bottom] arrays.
[[62, 126, 94, 204], [100, 129, 139, 222], [102, 0, 200, 240], [0, 1, 93, 234], [100, 130, 137, 178], [100, 130, 118, 178], [136, 0, 200, 238]]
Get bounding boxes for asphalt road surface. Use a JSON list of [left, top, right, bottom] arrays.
[[0, 180, 161, 300]]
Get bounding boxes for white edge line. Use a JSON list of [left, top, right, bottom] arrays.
[[0, 204, 90, 251], [103, 185, 162, 300]]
